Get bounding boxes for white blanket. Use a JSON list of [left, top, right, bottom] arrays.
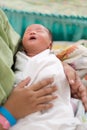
[[10, 49, 83, 130]]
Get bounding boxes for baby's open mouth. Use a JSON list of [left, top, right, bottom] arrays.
[[29, 36, 36, 40]]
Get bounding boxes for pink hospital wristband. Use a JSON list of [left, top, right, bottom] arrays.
[[0, 114, 10, 129]]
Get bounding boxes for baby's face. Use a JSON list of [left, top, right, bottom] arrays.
[[22, 24, 52, 56]]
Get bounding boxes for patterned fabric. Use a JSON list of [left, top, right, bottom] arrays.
[[56, 40, 87, 86]]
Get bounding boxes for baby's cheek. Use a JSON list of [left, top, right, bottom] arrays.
[[22, 35, 28, 44]]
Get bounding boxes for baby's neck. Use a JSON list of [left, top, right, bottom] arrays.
[[24, 49, 50, 57], [25, 51, 36, 57], [24, 50, 40, 57]]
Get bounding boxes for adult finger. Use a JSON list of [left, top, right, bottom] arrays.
[[63, 62, 75, 84], [73, 73, 81, 89], [36, 85, 57, 97], [82, 95, 87, 112], [29, 78, 54, 91], [36, 103, 53, 111], [37, 94, 57, 104], [15, 77, 31, 89]]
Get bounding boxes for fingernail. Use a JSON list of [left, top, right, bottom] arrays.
[[70, 80, 75, 84], [26, 77, 31, 81]]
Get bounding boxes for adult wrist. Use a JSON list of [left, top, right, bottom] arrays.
[[0, 106, 17, 126]]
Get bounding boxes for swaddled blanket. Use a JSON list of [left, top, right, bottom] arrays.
[[10, 50, 76, 130], [10, 49, 86, 130]]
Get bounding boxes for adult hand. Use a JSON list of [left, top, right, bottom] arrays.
[[62, 62, 81, 97], [4, 77, 57, 119], [63, 62, 87, 111]]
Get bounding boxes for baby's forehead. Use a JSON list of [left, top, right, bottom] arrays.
[[26, 24, 48, 32]]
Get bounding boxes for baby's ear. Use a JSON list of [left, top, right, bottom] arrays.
[[49, 41, 52, 49]]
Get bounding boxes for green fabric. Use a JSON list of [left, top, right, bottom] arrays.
[[0, 8, 20, 104], [2, 8, 87, 41]]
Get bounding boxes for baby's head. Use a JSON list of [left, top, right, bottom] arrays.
[[22, 24, 53, 57]]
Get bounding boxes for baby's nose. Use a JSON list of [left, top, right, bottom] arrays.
[[30, 30, 36, 35]]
